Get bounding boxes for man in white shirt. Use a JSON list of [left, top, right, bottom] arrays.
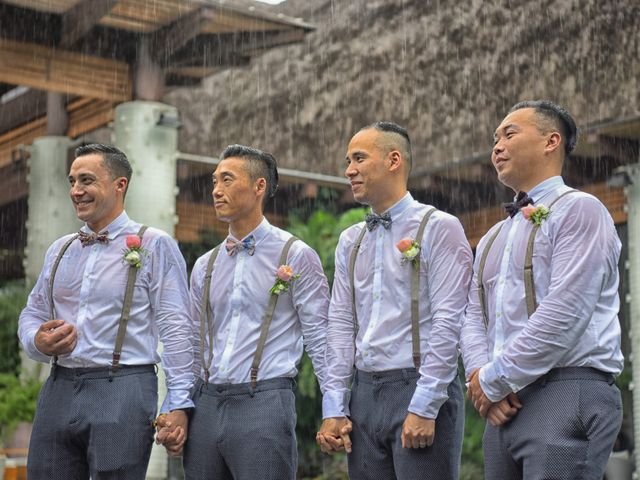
[[19, 143, 193, 479], [317, 122, 472, 479], [462, 100, 624, 479], [159, 144, 329, 479]]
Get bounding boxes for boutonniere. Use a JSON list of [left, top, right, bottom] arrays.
[[122, 235, 147, 268], [396, 238, 420, 267], [269, 265, 300, 295], [521, 204, 549, 226]]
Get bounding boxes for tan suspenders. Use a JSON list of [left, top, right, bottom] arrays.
[[49, 226, 148, 379], [199, 236, 299, 389], [477, 190, 577, 328], [349, 208, 437, 369]]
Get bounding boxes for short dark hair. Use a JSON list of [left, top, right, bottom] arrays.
[[362, 121, 413, 175], [74, 143, 132, 185], [509, 100, 578, 156], [220, 144, 279, 206]]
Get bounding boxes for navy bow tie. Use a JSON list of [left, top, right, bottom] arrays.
[[504, 192, 534, 218], [365, 212, 392, 231], [225, 235, 256, 256], [78, 230, 110, 247]]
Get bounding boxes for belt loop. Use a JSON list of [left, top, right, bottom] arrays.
[[540, 373, 548, 388], [353, 369, 359, 386], [51, 361, 58, 381], [154, 364, 159, 374], [108, 367, 114, 382], [248, 384, 256, 398], [402, 369, 410, 385], [608, 374, 616, 386]]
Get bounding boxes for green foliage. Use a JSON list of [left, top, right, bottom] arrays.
[[0, 281, 29, 376], [0, 374, 42, 443], [462, 398, 485, 477], [288, 208, 368, 284]]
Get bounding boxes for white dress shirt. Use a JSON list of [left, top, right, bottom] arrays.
[[19, 211, 194, 411], [189, 218, 329, 388], [461, 176, 624, 402], [323, 193, 473, 419]]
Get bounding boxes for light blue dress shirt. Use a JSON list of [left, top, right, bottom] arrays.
[[189, 218, 329, 388], [323, 193, 473, 419], [461, 176, 624, 401], [19, 211, 194, 411]]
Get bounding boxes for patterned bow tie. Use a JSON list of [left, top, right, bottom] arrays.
[[225, 235, 256, 256], [78, 230, 110, 247], [504, 192, 534, 218], [365, 212, 392, 231]]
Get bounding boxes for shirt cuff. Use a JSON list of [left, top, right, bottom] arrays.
[[322, 390, 351, 419], [26, 329, 53, 363], [407, 384, 446, 419], [160, 389, 195, 414], [479, 363, 513, 402]]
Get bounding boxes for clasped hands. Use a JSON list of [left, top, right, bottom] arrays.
[[316, 413, 436, 454], [466, 368, 522, 426], [154, 410, 189, 457]]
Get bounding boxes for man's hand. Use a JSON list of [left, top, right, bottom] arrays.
[[401, 412, 435, 449], [155, 410, 189, 457], [486, 392, 522, 427], [316, 417, 352, 454], [35, 320, 77, 356], [467, 368, 492, 418]]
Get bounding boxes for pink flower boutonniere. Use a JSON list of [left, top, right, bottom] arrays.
[[122, 235, 147, 268], [396, 238, 421, 267], [521, 204, 550, 226], [270, 265, 301, 295]]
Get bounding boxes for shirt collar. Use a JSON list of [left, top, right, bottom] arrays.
[[377, 192, 414, 218], [81, 211, 130, 239], [227, 217, 270, 244], [524, 176, 565, 204]]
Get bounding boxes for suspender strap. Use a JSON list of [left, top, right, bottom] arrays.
[[200, 245, 221, 385], [349, 227, 368, 337], [477, 225, 504, 330], [49, 234, 80, 370], [110, 225, 148, 379], [250, 236, 299, 389], [410, 208, 437, 369], [523, 189, 577, 317]]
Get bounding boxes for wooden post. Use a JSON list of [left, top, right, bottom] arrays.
[[46, 92, 68, 136], [133, 38, 164, 101]]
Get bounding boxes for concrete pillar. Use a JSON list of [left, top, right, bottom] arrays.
[[24, 136, 82, 285], [113, 100, 181, 480], [112, 101, 179, 234], [620, 164, 640, 478]]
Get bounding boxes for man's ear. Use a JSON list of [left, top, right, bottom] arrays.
[[115, 177, 128, 194], [544, 132, 562, 155], [255, 177, 267, 196], [387, 150, 402, 173]]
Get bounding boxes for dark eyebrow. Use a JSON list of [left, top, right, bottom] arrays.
[[494, 123, 519, 138]]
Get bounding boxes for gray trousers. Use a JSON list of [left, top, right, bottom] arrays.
[[27, 364, 157, 480], [183, 377, 297, 480], [483, 367, 622, 480], [348, 368, 464, 480]]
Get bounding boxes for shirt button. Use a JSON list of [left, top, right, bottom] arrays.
[[496, 312, 501, 318]]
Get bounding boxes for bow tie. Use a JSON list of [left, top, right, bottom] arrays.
[[225, 235, 256, 256], [504, 192, 534, 218], [365, 212, 392, 231], [78, 230, 110, 247]]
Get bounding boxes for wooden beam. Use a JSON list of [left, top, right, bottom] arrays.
[[0, 39, 131, 101], [150, 7, 216, 66], [0, 89, 48, 135], [59, 0, 118, 48]]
